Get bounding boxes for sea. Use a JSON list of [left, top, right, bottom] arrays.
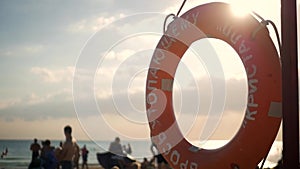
[[0, 139, 282, 169]]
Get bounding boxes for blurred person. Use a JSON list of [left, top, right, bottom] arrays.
[[30, 138, 41, 161], [150, 142, 169, 169], [109, 137, 124, 156], [123, 143, 132, 155], [59, 125, 80, 169], [54, 141, 63, 169], [81, 144, 89, 169], [41, 139, 58, 169]]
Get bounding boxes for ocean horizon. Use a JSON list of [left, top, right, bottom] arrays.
[[0, 139, 282, 169]]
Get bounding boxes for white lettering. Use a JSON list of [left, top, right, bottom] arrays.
[[222, 24, 232, 37], [217, 24, 243, 45], [180, 160, 189, 169], [170, 24, 180, 37], [150, 120, 159, 129], [147, 108, 157, 117], [147, 80, 157, 91], [231, 32, 242, 45], [161, 36, 176, 50], [170, 150, 180, 165], [247, 65, 257, 78], [150, 68, 159, 79], [191, 12, 199, 25], [248, 79, 258, 94], [147, 92, 158, 105], [248, 94, 258, 108], [242, 54, 253, 63], [239, 40, 250, 54], [190, 162, 198, 169], [162, 143, 171, 155], [246, 108, 257, 121], [217, 23, 259, 128], [158, 132, 167, 145], [153, 50, 166, 65], [180, 19, 190, 30]]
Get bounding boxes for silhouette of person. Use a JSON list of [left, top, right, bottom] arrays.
[[150, 142, 169, 169], [141, 157, 155, 169], [81, 144, 89, 169], [0, 147, 8, 158], [109, 137, 124, 156], [30, 138, 41, 161], [54, 141, 63, 169], [123, 143, 132, 155], [41, 139, 58, 169], [59, 125, 80, 169], [73, 144, 80, 169]]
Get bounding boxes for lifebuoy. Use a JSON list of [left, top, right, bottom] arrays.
[[145, 2, 281, 169]]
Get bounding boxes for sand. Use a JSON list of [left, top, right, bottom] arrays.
[[77, 163, 104, 169], [87, 164, 104, 169]]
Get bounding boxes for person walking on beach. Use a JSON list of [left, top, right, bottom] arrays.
[[30, 138, 41, 161], [59, 125, 80, 169], [81, 144, 89, 169]]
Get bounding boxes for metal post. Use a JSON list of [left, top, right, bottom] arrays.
[[281, 0, 299, 168]]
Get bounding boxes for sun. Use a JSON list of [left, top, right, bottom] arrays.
[[230, 2, 254, 17]]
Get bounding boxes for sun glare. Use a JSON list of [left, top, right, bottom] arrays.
[[231, 3, 253, 17]]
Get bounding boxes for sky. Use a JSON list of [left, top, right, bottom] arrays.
[[0, 0, 298, 145]]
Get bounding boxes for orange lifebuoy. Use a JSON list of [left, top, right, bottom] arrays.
[[145, 2, 281, 169]]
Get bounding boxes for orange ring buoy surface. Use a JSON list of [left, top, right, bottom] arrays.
[[145, 2, 281, 169]]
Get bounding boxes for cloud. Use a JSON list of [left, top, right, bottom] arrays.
[[92, 75, 247, 119], [0, 117, 89, 140], [0, 89, 72, 109], [0, 44, 46, 59], [0, 98, 21, 109], [23, 44, 45, 54], [0, 49, 13, 56], [0, 89, 74, 121], [30, 66, 74, 83], [67, 15, 120, 33], [224, 77, 247, 111]]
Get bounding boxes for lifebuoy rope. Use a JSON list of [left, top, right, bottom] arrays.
[[163, 14, 176, 34], [176, 0, 187, 16], [252, 12, 281, 55], [250, 15, 282, 168], [163, 0, 187, 34], [251, 11, 282, 169], [254, 16, 281, 169]]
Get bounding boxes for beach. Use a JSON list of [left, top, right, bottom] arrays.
[[0, 139, 282, 169], [0, 139, 151, 169], [88, 164, 104, 169], [76, 164, 104, 169]]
